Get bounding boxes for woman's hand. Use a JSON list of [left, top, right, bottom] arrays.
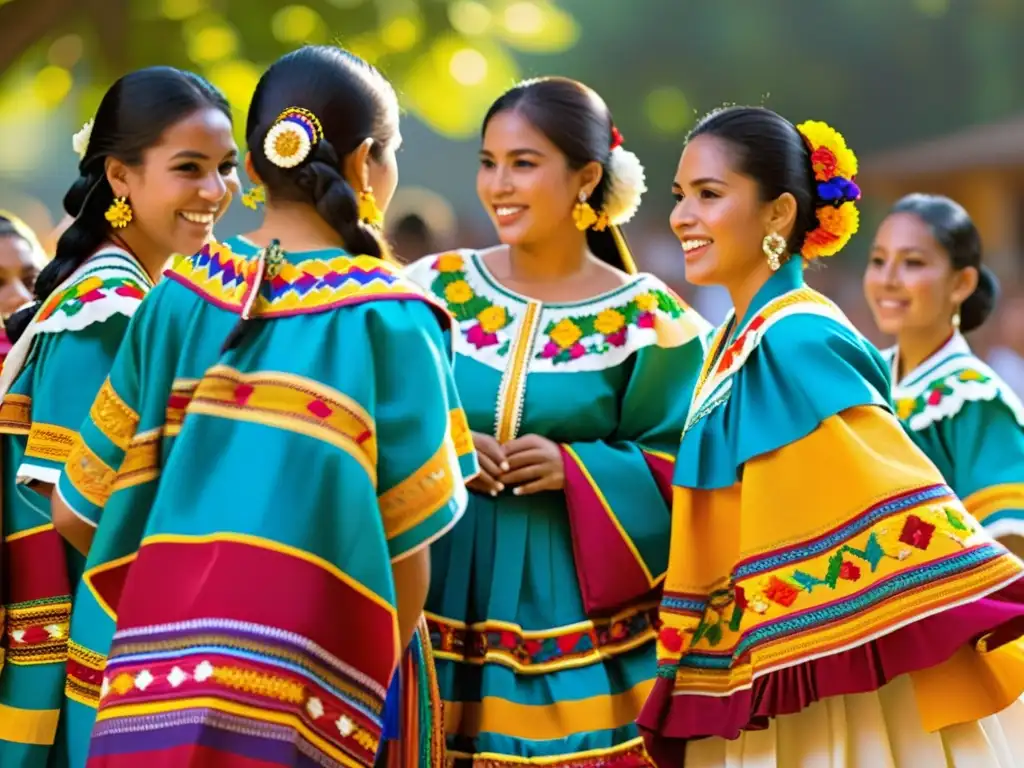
[[500, 434, 565, 495], [468, 431, 509, 496]]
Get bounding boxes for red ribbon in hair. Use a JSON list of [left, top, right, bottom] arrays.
[[610, 126, 624, 150]]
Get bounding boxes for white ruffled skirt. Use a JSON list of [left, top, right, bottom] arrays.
[[683, 674, 1024, 767]]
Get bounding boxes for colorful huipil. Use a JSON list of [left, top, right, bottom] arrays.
[[0, 247, 151, 766], [60, 237, 475, 768], [887, 333, 1024, 560], [405, 250, 711, 765], [55, 237, 259, 766], [639, 255, 1024, 767]]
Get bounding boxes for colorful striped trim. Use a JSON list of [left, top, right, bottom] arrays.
[[427, 603, 658, 675], [187, 365, 378, 483], [4, 597, 71, 665], [97, 619, 387, 766], [66, 639, 105, 708]]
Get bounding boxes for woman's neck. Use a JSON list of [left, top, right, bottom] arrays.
[[245, 203, 345, 252], [506, 226, 591, 283], [896, 324, 955, 382], [726, 259, 776, 328], [111, 229, 169, 284]]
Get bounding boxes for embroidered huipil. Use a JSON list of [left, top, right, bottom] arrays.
[[0, 247, 151, 766], [639, 256, 1024, 768], [405, 250, 710, 765], [887, 333, 1024, 560], [58, 238, 475, 768]]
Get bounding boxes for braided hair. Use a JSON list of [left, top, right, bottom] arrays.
[[221, 46, 399, 351], [4, 67, 229, 343]]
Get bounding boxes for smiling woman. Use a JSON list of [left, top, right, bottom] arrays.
[[640, 106, 1024, 768], [0, 66, 237, 768], [405, 77, 710, 766], [866, 194, 1024, 559]]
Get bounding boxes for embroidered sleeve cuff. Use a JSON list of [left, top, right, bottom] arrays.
[[381, 439, 469, 562]]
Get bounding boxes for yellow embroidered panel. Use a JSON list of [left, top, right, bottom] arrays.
[[0, 393, 31, 434], [164, 378, 199, 437], [5, 600, 72, 666], [111, 430, 161, 493], [378, 440, 457, 540], [25, 422, 78, 463], [89, 378, 139, 450], [66, 640, 105, 709], [449, 408, 473, 459], [65, 438, 117, 508], [187, 366, 378, 482]]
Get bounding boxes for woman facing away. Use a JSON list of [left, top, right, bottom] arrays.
[[865, 194, 1024, 560], [51, 45, 474, 768], [637, 105, 1024, 767], [0, 212, 47, 365], [404, 77, 710, 765], [0, 67, 238, 766]]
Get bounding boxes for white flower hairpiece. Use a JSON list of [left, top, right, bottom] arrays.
[[72, 119, 94, 159], [603, 146, 647, 226], [263, 107, 324, 169]]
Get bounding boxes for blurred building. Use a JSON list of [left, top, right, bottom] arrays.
[[859, 112, 1024, 280]]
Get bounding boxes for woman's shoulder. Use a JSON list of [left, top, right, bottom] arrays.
[[32, 245, 151, 336], [894, 347, 1024, 431]]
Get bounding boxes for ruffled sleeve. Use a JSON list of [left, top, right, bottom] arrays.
[[560, 315, 707, 615], [640, 308, 1024, 760]]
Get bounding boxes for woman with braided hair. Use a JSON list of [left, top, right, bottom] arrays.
[[639, 105, 1024, 767], [0, 66, 237, 767], [52, 45, 474, 767]]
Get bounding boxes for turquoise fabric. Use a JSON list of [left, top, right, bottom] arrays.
[[0, 249, 151, 768], [675, 256, 892, 492]]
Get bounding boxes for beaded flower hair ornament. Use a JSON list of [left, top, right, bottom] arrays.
[[794, 120, 861, 261]]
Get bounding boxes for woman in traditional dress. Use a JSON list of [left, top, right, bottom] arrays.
[[638, 105, 1024, 767], [864, 194, 1024, 560], [404, 77, 710, 765], [53, 45, 473, 768], [0, 212, 47, 366], [0, 68, 238, 766]]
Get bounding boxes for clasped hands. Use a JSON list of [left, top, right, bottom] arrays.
[[469, 431, 565, 497]]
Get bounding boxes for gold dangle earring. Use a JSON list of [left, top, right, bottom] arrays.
[[762, 232, 787, 272], [242, 185, 266, 210], [105, 196, 133, 229], [572, 190, 598, 231], [572, 190, 609, 232], [358, 187, 384, 228]]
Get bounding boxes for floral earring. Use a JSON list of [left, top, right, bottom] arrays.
[[762, 232, 786, 271]]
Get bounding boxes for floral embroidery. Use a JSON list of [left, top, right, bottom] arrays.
[[535, 289, 681, 364], [681, 504, 973, 649], [428, 252, 515, 352], [895, 368, 992, 422]]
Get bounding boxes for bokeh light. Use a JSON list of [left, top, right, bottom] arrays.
[[271, 5, 328, 44], [449, 1, 492, 35], [644, 87, 692, 136], [449, 48, 488, 85]]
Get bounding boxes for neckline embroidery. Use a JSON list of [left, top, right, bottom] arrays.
[[684, 288, 844, 433], [416, 250, 697, 372]]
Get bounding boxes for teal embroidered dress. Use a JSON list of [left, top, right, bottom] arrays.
[[0, 247, 151, 767], [57, 237, 475, 768], [405, 250, 710, 765], [887, 332, 1024, 559]]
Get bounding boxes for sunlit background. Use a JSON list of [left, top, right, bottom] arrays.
[[3, 0, 1024, 390]]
